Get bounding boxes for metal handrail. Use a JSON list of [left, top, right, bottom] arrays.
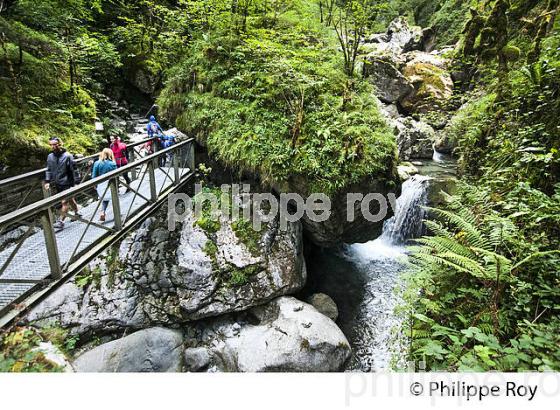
[[0, 136, 158, 189], [0, 137, 195, 326], [0, 138, 194, 228]]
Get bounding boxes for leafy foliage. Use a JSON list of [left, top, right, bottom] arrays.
[[404, 184, 560, 371], [0, 327, 64, 372], [159, 2, 397, 194]]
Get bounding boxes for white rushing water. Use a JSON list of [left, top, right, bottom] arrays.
[[343, 174, 430, 371]]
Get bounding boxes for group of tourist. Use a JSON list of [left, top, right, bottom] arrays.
[[45, 115, 171, 230]]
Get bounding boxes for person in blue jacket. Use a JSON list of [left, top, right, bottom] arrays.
[[159, 133, 176, 166], [92, 148, 117, 222], [146, 115, 164, 139]]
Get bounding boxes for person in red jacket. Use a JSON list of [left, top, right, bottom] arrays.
[[109, 135, 131, 192]]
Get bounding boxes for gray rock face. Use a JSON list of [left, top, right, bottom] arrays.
[[28, 199, 306, 335], [190, 297, 351, 372], [27, 250, 148, 337], [274, 174, 399, 247], [184, 347, 211, 372], [73, 327, 183, 372], [386, 16, 424, 52], [392, 117, 436, 161], [306, 293, 339, 322], [362, 55, 414, 104], [125, 204, 306, 322]]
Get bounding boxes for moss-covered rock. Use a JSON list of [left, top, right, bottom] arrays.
[[401, 58, 454, 113], [123, 195, 306, 322], [159, 11, 401, 246], [362, 53, 414, 103]]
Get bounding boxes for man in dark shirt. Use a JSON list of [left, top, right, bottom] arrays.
[[44, 137, 80, 230]]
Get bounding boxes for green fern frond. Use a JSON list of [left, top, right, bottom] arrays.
[[425, 207, 490, 250], [416, 236, 476, 259], [424, 220, 454, 239]]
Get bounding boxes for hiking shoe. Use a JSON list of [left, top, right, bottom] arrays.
[[53, 221, 65, 231]]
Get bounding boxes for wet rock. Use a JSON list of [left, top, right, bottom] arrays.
[[434, 133, 456, 154], [362, 54, 414, 104], [392, 117, 436, 160], [426, 177, 458, 209], [73, 327, 183, 372], [397, 162, 419, 181], [273, 174, 399, 247], [306, 293, 339, 322], [184, 347, 212, 372], [192, 297, 351, 372]]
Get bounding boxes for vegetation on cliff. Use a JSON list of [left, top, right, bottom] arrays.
[[404, 0, 560, 371], [158, 1, 397, 194]]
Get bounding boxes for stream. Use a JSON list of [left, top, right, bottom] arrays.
[[305, 151, 457, 372]]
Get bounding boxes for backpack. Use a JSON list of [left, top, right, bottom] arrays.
[[161, 134, 175, 149]]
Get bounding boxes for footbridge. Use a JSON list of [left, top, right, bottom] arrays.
[[0, 135, 195, 327]]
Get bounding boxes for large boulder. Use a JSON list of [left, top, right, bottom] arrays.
[[401, 55, 454, 113], [27, 199, 306, 335], [392, 117, 436, 160], [273, 172, 399, 247], [386, 16, 424, 52], [73, 327, 183, 372], [362, 54, 414, 104], [126, 202, 306, 322], [187, 297, 351, 372]]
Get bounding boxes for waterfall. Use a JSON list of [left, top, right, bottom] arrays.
[[380, 174, 430, 245], [340, 174, 431, 371], [349, 174, 430, 261]]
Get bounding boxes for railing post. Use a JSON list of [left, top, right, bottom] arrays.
[[40, 209, 62, 279], [188, 140, 195, 171], [41, 182, 50, 200], [110, 178, 122, 230], [173, 149, 180, 185], [41, 182, 56, 227], [129, 149, 137, 181], [148, 159, 157, 202]]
